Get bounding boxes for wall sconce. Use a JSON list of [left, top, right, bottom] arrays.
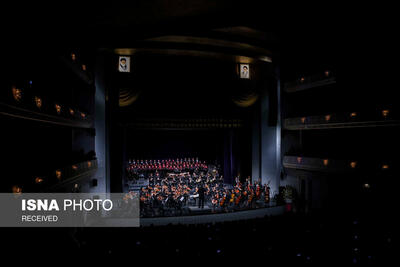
[[71, 53, 76, 61], [323, 159, 329, 166], [324, 70, 330, 77], [55, 104, 62, 114], [350, 112, 357, 118], [35, 177, 44, 184], [12, 185, 22, 195], [82, 64, 87, 71], [382, 164, 389, 170], [55, 170, 62, 180], [87, 161, 92, 168], [72, 165, 78, 171], [382, 110, 389, 118], [363, 183, 370, 189], [80, 112, 86, 119], [301, 117, 306, 123], [300, 77, 305, 83], [34, 97, 42, 109], [325, 115, 331, 122], [297, 157, 302, 164], [12, 86, 22, 102], [69, 108, 75, 116], [350, 161, 357, 168]]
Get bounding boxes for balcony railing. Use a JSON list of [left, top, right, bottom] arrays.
[[15, 159, 98, 193], [284, 71, 336, 93], [284, 110, 400, 130], [1, 87, 93, 128], [283, 156, 394, 173]]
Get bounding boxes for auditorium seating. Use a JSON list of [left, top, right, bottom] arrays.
[[4, 211, 395, 264]]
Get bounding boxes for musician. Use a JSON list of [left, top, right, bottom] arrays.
[[246, 176, 252, 186], [235, 175, 240, 186], [197, 184, 206, 209]]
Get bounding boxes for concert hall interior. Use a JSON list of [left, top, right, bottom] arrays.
[[0, 2, 397, 264]]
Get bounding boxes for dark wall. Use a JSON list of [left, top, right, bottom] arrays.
[[0, 48, 96, 192], [126, 129, 224, 163]]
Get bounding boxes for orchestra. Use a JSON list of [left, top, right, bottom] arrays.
[[125, 158, 271, 217]]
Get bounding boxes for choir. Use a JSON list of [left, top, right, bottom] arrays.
[[124, 158, 271, 217]]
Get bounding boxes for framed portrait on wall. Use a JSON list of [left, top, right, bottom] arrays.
[[118, 56, 131, 72], [240, 64, 250, 79]]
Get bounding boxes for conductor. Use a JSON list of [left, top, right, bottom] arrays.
[[197, 184, 206, 209]]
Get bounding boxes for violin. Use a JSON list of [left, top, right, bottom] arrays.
[[212, 197, 218, 206]]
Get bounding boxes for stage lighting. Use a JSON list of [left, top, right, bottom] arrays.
[[12, 185, 22, 194], [55, 170, 62, 180], [35, 177, 44, 184], [55, 104, 62, 114], [325, 114, 331, 122], [382, 109, 389, 118], [34, 96, 42, 109], [12, 86, 22, 102]]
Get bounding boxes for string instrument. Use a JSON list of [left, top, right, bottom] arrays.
[[235, 193, 241, 205], [220, 194, 227, 207], [140, 195, 147, 202], [230, 193, 235, 203], [212, 197, 218, 206], [248, 189, 254, 203], [265, 184, 270, 203], [256, 185, 261, 199]]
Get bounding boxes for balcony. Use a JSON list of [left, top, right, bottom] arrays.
[[30, 160, 98, 192], [1, 87, 93, 129], [283, 156, 394, 173], [284, 110, 400, 130], [284, 71, 336, 93], [59, 52, 94, 86]]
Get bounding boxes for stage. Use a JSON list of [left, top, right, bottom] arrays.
[[99, 205, 285, 227]]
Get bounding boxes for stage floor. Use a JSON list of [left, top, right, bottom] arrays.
[[140, 205, 285, 226]]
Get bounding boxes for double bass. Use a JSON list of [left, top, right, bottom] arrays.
[[264, 181, 271, 203], [256, 184, 261, 199], [220, 193, 227, 207]]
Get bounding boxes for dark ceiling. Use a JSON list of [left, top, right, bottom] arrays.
[[3, 1, 342, 80]]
